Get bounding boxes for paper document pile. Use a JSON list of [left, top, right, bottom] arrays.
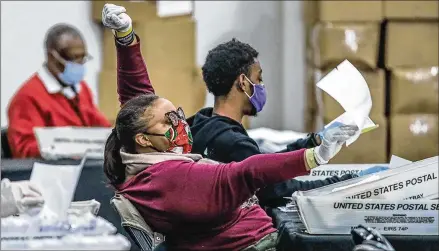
[[1, 155, 131, 250], [291, 156, 439, 235]]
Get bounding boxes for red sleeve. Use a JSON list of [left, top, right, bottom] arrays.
[[7, 94, 44, 158], [80, 82, 111, 127], [116, 35, 155, 106], [161, 149, 308, 219]]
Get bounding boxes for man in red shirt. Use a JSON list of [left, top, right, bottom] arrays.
[[7, 24, 111, 159]]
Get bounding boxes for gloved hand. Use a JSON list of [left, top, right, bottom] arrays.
[[358, 166, 389, 177], [1, 179, 44, 218], [102, 3, 134, 45], [102, 4, 132, 32], [310, 123, 359, 166]]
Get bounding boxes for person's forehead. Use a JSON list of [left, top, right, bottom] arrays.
[[57, 34, 84, 51], [145, 98, 176, 125], [250, 60, 262, 74]]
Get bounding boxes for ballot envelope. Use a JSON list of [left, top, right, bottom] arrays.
[[291, 156, 439, 235], [298, 156, 438, 200]]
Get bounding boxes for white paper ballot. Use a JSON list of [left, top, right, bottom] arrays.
[[34, 127, 112, 160], [30, 156, 87, 219], [317, 60, 375, 146], [389, 155, 412, 168]]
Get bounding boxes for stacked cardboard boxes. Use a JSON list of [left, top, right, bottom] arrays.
[[92, 1, 206, 124], [305, 1, 438, 163], [384, 1, 438, 161], [305, 1, 387, 164]]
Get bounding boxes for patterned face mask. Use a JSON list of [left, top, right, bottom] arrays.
[[146, 107, 193, 154]]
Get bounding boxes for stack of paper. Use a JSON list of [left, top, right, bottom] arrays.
[[1, 155, 131, 250], [317, 60, 377, 146]]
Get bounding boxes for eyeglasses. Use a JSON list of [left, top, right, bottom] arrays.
[[52, 50, 93, 65], [165, 107, 186, 127]]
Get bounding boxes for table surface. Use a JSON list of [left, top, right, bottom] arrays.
[[1, 158, 104, 172], [268, 208, 439, 251]]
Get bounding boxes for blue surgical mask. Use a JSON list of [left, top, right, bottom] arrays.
[[58, 61, 85, 86]]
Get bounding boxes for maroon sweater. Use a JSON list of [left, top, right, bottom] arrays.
[[114, 39, 309, 250]]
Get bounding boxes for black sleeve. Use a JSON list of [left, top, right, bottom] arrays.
[[257, 174, 356, 208], [276, 133, 319, 153], [227, 139, 262, 162]]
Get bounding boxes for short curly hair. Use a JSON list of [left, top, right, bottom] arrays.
[[202, 38, 259, 97]]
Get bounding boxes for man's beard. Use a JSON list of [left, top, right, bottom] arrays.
[[248, 105, 258, 117]]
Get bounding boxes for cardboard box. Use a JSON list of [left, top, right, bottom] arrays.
[[98, 66, 206, 122], [92, 1, 157, 23], [303, 2, 319, 65], [141, 16, 195, 72], [324, 115, 388, 164], [390, 114, 438, 161], [102, 23, 148, 71], [102, 16, 195, 72], [304, 65, 318, 132], [320, 69, 385, 118], [317, 1, 383, 22], [386, 22, 439, 68], [98, 71, 120, 122], [312, 22, 380, 70], [192, 68, 207, 116], [390, 68, 439, 114], [149, 67, 204, 118], [384, 1, 439, 20]]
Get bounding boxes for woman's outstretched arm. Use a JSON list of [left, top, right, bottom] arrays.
[[116, 34, 155, 106]]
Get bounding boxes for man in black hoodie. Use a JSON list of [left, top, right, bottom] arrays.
[[187, 39, 386, 207]]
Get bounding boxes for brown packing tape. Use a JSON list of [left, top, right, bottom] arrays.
[[383, 1, 439, 20], [390, 68, 439, 114], [325, 115, 388, 164], [92, 1, 158, 23], [317, 1, 383, 22], [386, 22, 439, 68], [311, 22, 380, 70], [390, 114, 438, 161], [319, 69, 386, 118]]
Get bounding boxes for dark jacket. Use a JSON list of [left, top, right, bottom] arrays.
[[187, 108, 356, 207]]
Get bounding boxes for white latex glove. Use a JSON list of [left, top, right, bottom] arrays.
[[1, 179, 44, 218], [102, 3, 132, 32], [313, 124, 359, 165]]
